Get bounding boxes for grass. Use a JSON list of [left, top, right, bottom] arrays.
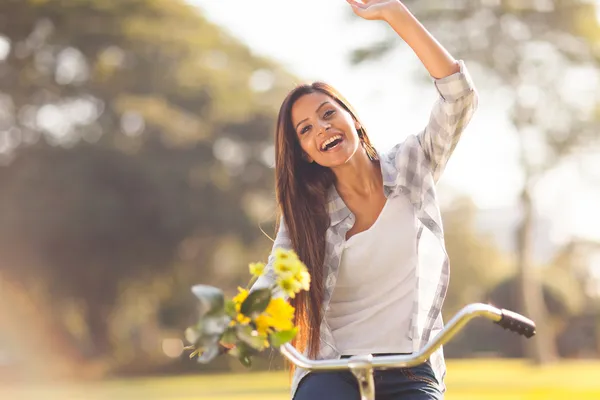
[[2, 359, 600, 399]]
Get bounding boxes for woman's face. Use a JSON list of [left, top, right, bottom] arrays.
[[290, 92, 361, 168]]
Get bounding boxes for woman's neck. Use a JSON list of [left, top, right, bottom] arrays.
[[332, 149, 382, 198]]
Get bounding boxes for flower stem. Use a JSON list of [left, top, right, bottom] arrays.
[[246, 275, 258, 289]]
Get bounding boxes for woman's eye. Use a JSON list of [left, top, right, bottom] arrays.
[[300, 125, 311, 134], [324, 110, 335, 118]]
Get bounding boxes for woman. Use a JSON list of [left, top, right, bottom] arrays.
[[252, 1, 478, 399]]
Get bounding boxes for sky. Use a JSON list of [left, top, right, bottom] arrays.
[[189, 0, 600, 242]]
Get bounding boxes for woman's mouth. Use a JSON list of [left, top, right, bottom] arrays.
[[320, 134, 344, 152]]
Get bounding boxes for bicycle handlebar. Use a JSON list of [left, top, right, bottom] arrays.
[[280, 303, 536, 371], [495, 307, 536, 338]]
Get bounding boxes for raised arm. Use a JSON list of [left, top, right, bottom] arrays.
[[348, 0, 459, 79], [348, 0, 478, 181]]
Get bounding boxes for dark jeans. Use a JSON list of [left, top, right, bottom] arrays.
[[293, 356, 443, 400]]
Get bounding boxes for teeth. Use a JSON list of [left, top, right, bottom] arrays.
[[321, 134, 342, 151]]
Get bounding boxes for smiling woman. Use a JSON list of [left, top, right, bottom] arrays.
[[249, 1, 478, 399], [289, 84, 378, 166]]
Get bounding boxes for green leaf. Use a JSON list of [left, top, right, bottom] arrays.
[[224, 299, 236, 318], [236, 324, 267, 351], [191, 285, 225, 317], [239, 353, 252, 368], [240, 288, 271, 317], [220, 326, 237, 346], [269, 328, 298, 347], [228, 342, 253, 368]]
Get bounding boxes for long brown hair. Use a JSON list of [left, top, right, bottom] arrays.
[[274, 82, 378, 361]]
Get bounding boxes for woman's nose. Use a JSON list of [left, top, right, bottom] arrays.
[[318, 120, 331, 133]]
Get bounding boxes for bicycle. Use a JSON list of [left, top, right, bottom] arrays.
[[279, 303, 536, 400]]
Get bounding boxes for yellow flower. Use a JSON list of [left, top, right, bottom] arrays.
[[237, 315, 250, 324], [254, 314, 271, 337], [273, 258, 292, 278], [294, 269, 311, 292], [249, 262, 265, 277], [235, 313, 251, 325], [274, 248, 296, 261], [232, 287, 249, 307], [274, 258, 305, 278], [272, 254, 310, 297], [230, 287, 251, 325], [228, 311, 251, 327], [276, 275, 303, 299], [263, 298, 295, 332]]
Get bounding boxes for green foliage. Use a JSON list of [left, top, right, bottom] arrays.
[[269, 328, 298, 348], [441, 197, 513, 319], [240, 288, 271, 317], [185, 285, 229, 364], [0, 0, 296, 372], [228, 342, 254, 367], [235, 324, 266, 351], [185, 249, 308, 370]]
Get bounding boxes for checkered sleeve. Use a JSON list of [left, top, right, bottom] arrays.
[[418, 60, 478, 182], [250, 216, 292, 299]]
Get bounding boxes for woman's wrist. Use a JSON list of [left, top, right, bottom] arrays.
[[382, 1, 411, 30], [383, 2, 431, 47]]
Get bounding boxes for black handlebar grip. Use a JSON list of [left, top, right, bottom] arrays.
[[495, 309, 536, 338]]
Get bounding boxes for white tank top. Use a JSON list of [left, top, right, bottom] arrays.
[[325, 194, 417, 355]]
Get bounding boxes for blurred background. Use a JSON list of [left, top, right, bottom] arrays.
[[1, 0, 600, 399]]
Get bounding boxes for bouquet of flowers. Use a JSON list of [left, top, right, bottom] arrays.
[[185, 248, 310, 367]]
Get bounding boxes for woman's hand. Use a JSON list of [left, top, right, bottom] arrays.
[[346, 0, 407, 22], [346, 0, 460, 79]]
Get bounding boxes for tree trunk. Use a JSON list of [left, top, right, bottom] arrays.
[[516, 187, 558, 364], [85, 302, 113, 358]]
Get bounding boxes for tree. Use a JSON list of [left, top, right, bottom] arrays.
[[0, 0, 294, 375], [441, 196, 513, 320], [351, 0, 600, 364]]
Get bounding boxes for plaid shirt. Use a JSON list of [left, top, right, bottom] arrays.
[[254, 60, 478, 398]]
